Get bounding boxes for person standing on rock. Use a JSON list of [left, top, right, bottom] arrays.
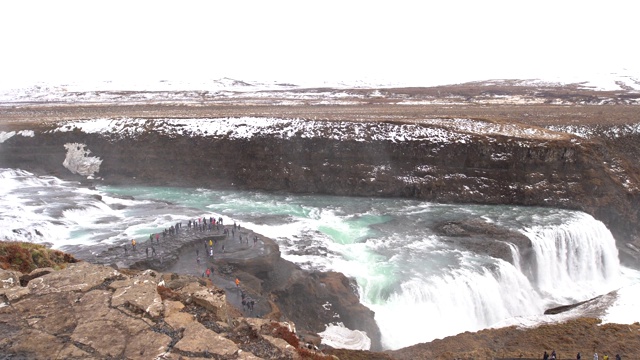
[[145, 246, 149, 257], [131, 239, 136, 250], [123, 244, 128, 254], [594, 353, 599, 360], [205, 268, 211, 278], [235, 278, 240, 287], [577, 352, 581, 360]]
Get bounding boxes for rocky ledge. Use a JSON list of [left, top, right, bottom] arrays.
[[67, 222, 382, 352]]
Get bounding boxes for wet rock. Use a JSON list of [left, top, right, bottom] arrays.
[[273, 268, 383, 351], [434, 218, 534, 265]]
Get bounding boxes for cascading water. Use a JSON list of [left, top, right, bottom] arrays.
[[521, 214, 620, 302], [0, 168, 633, 350]]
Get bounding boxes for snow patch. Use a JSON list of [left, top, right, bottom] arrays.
[[0, 132, 16, 143], [319, 323, 371, 350], [0, 130, 35, 143], [62, 143, 103, 177], [52, 118, 478, 144], [548, 123, 640, 140]]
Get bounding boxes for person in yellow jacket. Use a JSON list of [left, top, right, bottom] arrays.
[[131, 239, 136, 250], [235, 278, 240, 287]]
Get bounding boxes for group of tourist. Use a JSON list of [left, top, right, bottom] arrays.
[[240, 288, 256, 313], [544, 351, 622, 360], [188, 216, 224, 233], [122, 215, 227, 257], [120, 215, 264, 319]]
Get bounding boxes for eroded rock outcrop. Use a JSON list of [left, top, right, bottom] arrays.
[[0, 262, 332, 359]]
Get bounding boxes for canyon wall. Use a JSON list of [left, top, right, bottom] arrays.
[[1, 119, 639, 265]]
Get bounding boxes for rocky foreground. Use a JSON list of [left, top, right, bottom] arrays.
[[2, 242, 379, 359], [2, 243, 639, 360], [0, 260, 313, 359]]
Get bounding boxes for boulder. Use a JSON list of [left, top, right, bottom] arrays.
[[173, 321, 239, 356], [0, 286, 30, 303], [27, 261, 121, 295], [262, 334, 299, 359], [164, 300, 194, 330], [0, 269, 20, 289], [191, 287, 228, 322], [273, 269, 382, 351], [110, 271, 164, 318]]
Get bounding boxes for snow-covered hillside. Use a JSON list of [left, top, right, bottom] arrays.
[[1, 72, 639, 106]]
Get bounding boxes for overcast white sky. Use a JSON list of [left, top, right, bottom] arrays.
[[1, 0, 639, 88]]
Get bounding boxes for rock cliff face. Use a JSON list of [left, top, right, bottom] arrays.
[[1, 117, 639, 265]]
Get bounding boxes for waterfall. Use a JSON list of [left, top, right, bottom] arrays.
[[370, 212, 623, 349], [521, 212, 621, 302], [370, 254, 542, 349], [507, 242, 522, 271]]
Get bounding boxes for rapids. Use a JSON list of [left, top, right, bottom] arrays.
[[0, 168, 635, 349]]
